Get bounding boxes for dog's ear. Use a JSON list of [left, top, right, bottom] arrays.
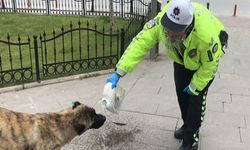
[[72, 101, 81, 109]]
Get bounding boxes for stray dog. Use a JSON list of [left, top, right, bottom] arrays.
[[0, 101, 106, 150]]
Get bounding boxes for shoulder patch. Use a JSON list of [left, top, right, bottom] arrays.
[[212, 43, 218, 53], [188, 49, 197, 58], [147, 18, 158, 29]]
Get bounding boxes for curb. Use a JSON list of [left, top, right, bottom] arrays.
[[0, 69, 114, 94]]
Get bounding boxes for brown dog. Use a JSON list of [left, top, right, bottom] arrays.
[[0, 101, 106, 150]]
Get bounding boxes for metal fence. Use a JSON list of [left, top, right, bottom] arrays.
[[0, 0, 149, 17], [0, 34, 34, 86], [38, 21, 121, 80], [0, 22, 128, 87], [0, 16, 146, 88]]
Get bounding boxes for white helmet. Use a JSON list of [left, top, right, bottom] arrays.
[[161, 0, 194, 32]]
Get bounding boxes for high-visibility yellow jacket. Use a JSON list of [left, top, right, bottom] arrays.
[[116, 2, 226, 93]]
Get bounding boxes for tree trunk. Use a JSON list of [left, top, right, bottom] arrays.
[[1, 0, 5, 9], [109, 0, 114, 31]]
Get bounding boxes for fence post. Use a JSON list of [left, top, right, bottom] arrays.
[[207, 2, 210, 10], [12, 0, 16, 13], [110, 0, 114, 29], [130, 0, 133, 14], [1, 0, 5, 9], [82, 0, 85, 16], [121, 0, 124, 18], [33, 35, 40, 82], [141, 15, 145, 29], [233, 4, 237, 17], [0, 54, 2, 83], [149, 0, 159, 60], [46, 0, 50, 15], [0, 55, 2, 72], [91, 0, 94, 12], [120, 28, 125, 58]]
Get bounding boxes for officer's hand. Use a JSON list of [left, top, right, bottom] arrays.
[[183, 85, 198, 96], [106, 72, 121, 89]]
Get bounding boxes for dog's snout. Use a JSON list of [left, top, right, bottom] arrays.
[[90, 114, 106, 129], [98, 114, 106, 121]]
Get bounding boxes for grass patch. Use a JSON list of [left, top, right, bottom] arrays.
[[0, 13, 128, 39]]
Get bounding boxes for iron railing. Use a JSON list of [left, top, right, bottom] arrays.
[[0, 17, 145, 87], [39, 21, 120, 79], [0, 0, 150, 87], [0, 34, 33, 86]]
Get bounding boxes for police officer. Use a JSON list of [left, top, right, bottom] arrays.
[[106, 0, 228, 149]]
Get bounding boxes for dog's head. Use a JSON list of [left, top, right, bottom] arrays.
[[71, 101, 106, 135]]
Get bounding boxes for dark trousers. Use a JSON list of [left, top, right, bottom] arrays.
[[173, 62, 213, 145]]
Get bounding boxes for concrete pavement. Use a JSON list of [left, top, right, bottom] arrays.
[[0, 16, 250, 150]]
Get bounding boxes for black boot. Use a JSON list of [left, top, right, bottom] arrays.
[[179, 132, 199, 150], [179, 142, 198, 150], [174, 125, 186, 139]]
